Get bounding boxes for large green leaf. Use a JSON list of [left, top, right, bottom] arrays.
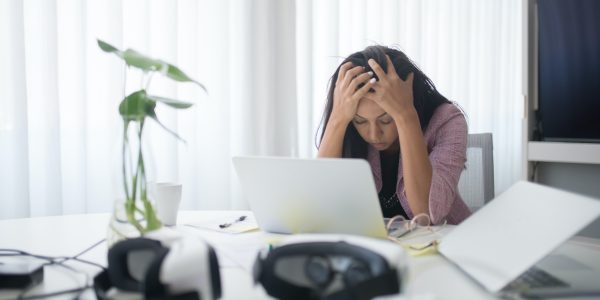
[[119, 90, 189, 142], [98, 39, 120, 53], [98, 39, 127, 62], [119, 90, 155, 121], [98, 39, 204, 90], [123, 49, 162, 72], [145, 95, 193, 109], [161, 63, 207, 91], [99, 39, 160, 71]]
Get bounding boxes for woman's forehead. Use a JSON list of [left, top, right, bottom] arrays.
[[356, 98, 385, 118]]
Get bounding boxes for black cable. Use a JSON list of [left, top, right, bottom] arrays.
[[0, 238, 107, 300], [0, 249, 63, 261], [1, 239, 107, 270], [68, 257, 106, 271], [57, 238, 107, 270], [65, 239, 106, 300], [72, 239, 106, 260], [0, 250, 106, 271]]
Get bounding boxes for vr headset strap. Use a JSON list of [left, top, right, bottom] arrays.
[[93, 269, 112, 300], [327, 269, 400, 300]]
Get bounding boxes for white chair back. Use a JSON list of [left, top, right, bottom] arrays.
[[458, 133, 495, 212]]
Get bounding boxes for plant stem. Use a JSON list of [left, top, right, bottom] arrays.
[[123, 65, 128, 99], [120, 68, 164, 235], [122, 122, 130, 201], [137, 119, 145, 203], [145, 72, 154, 91], [123, 121, 144, 233], [124, 121, 144, 233], [125, 202, 144, 233], [130, 121, 141, 208], [137, 120, 162, 231]]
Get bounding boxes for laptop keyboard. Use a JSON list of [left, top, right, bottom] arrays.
[[511, 266, 569, 288]]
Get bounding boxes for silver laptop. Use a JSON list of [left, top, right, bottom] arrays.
[[439, 181, 600, 298], [232, 156, 388, 239]]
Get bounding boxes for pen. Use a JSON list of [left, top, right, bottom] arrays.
[[219, 215, 247, 228]]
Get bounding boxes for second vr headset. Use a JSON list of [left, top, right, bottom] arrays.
[[253, 234, 408, 300]]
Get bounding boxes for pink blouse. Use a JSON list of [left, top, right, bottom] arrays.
[[366, 103, 471, 225]]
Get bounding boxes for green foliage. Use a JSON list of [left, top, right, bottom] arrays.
[[118, 89, 192, 142], [98, 39, 204, 234], [119, 90, 154, 122], [98, 39, 206, 90]]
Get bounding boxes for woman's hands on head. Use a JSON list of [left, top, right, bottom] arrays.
[[330, 62, 375, 124], [365, 56, 415, 121]]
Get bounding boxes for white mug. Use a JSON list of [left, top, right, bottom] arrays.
[[149, 182, 182, 226]]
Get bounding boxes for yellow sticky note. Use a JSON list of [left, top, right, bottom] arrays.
[[402, 240, 439, 257]]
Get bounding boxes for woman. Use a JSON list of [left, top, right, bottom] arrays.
[[317, 45, 471, 225]]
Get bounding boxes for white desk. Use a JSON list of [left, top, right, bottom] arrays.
[[1, 211, 599, 300]]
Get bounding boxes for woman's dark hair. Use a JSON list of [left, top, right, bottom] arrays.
[[316, 45, 451, 158]]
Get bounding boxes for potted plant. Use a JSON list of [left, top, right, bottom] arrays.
[[97, 39, 205, 242]]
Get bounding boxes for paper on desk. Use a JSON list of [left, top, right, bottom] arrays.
[[212, 232, 268, 271], [185, 214, 259, 234], [178, 221, 265, 270]]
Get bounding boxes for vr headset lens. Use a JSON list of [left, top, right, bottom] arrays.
[[343, 260, 372, 284], [273, 254, 374, 291], [305, 256, 331, 287], [104, 238, 168, 292], [127, 249, 158, 282]]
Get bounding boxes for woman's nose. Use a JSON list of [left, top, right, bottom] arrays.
[[369, 125, 382, 140]]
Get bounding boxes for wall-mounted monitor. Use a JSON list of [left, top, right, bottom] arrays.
[[538, 0, 600, 142]]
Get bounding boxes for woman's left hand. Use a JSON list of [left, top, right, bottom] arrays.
[[366, 55, 415, 121]]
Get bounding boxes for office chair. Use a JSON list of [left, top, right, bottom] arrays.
[[457, 133, 495, 212]]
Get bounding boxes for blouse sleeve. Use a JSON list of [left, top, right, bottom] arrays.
[[427, 109, 468, 224]]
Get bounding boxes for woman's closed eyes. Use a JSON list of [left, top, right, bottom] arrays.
[[378, 117, 393, 125], [352, 116, 394, 126]]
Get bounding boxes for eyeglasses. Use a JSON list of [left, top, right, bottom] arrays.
[[386, 213, 440, 237], [385, 213, 446, 254]]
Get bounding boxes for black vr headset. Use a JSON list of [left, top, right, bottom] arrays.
[[94, 236, 221, 300], [253, 234, 407, 300]]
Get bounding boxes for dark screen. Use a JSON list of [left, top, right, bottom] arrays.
[[538, 0, 600, 142]]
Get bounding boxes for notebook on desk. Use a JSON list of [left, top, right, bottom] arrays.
[[232, 156, 388, 239], [439, 181, 600, 298]]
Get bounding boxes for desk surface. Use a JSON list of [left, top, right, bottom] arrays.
[[1, 211, 599, 300]]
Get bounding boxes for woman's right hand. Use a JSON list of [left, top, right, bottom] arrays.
[[331, 62, 375, 124]]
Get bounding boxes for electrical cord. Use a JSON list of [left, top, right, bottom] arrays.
[[56, 238, 108, 270], [0, 238, 107, 300], [0, 250, 88, 300]]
